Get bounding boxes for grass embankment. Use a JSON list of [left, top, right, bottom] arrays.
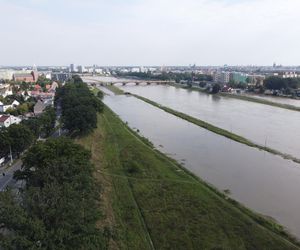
[[131, 94, 300, 164], [104, 85, 125, 95], [172, 83, 300, 112], [79, 106, 300, 249], [220, 92, 300, 112]]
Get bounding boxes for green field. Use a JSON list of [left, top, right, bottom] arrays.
[[78, 106, 300, 250]]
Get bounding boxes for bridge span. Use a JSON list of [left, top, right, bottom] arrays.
[[83, 77, 173, 86]]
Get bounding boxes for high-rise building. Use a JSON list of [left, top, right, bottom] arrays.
[[70, 64, 76, 72], [213, 71, 230, 84], [77, 65, 85, 73]]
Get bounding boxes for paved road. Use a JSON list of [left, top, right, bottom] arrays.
[[0, 102, 64, 192], [0, 160, 22, 191]]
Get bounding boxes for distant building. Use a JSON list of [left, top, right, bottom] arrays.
[[131, 67, 140, 73], [13, 71, 38, 83], [280, 72, 298, 79], [77, 65, 86, 73], [230, 72, 248, 84], [0, 84, 13, 97], [0, 70, 14, 80], [51, 73, 71, 82], [34, 100, 46, 116], [70, 64, 76, 72], [213, 71, 230, 84], [0, 100, 20, 113], [34, 97, 54, 116]]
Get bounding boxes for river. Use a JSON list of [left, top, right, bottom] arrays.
[[99, 87, 300, 239], [241, 93, 300, 108], [118, 84, 300, 160]]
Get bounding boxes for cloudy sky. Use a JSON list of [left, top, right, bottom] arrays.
[[0, 0, 299, 66]]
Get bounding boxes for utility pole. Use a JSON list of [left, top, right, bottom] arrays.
[[9, 145, 13, 165]]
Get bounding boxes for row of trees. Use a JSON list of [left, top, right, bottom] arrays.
[[0, 138, 106, 249], [264, 76, 300, 90], [0, 107, 56, 158], [56, 76, 104, 135], [116, 71, 213, 83]]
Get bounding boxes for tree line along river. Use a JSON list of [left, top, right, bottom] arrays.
[[94, 82, 300, 239]]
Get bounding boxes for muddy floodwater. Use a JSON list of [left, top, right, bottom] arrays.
[[99, 87, 300, 238], [119, 85, 300, 160]]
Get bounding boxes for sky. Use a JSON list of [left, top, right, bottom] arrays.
[[0, 0, 300, 66]]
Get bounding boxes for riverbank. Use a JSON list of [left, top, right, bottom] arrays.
[[128, 93, 300, 165], [104, 85, 125, 95], [171, 83, 300, 112], [78, 104, 300, 249], [220, 92, 300, 112]]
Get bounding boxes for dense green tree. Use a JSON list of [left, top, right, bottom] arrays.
[[7, 124, 34, 156], [21, 118, 41, 138], [57, 76, 104, 135], [63, 105, 97, 134], [264, 76, 300, 90], [0, 138, 105, 249], [0, 130, 11, 157], [97, 90, 104, 100], [212, 83, 221, 94], [39, 107, 56, 137]]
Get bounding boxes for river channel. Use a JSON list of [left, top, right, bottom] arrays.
[[99, 87, 300, 239], [119, 84, 300, 160]]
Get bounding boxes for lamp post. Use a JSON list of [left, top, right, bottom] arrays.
[[9, 144, 13, 165]]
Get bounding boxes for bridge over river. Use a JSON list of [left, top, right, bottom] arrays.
[[82, 76, 173, 86]]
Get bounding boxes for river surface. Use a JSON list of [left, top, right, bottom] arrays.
[[241, 93, 300, 108], [118, 85, 300, 160], [99, 87, 300, 238]]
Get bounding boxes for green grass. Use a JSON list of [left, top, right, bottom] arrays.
[[132, 93, 300, 165], [220, 92, 300, 112], [79, 106, 300, 250], [104, 85, 125, 95]]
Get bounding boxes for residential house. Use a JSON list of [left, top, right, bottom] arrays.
[[34, 100, 46, 116], [0, 115, 22, 128], [0, 84, 13, 97], [34, 99, 53, 116], [0, 100, 20, 113]]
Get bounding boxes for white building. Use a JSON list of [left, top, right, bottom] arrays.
[[77, 65, 87, 73], [281, 72, 298, 78], [0, 70, 14, 80], [0, 100, 20, 113], [213, 71, 230, 84], [0, 115, 22, 128], [131, 67, 140, 73], [0, 84, 13, 97]]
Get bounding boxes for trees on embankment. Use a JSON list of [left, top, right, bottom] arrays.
[[56, 75, 103, 136], [0, 138, 106, 249]]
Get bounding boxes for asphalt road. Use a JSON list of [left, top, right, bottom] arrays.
[[0, 160, 22, 191], [0, 102, 64, 192]]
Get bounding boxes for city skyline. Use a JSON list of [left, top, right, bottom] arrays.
[[1, 0, 300, 66]]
